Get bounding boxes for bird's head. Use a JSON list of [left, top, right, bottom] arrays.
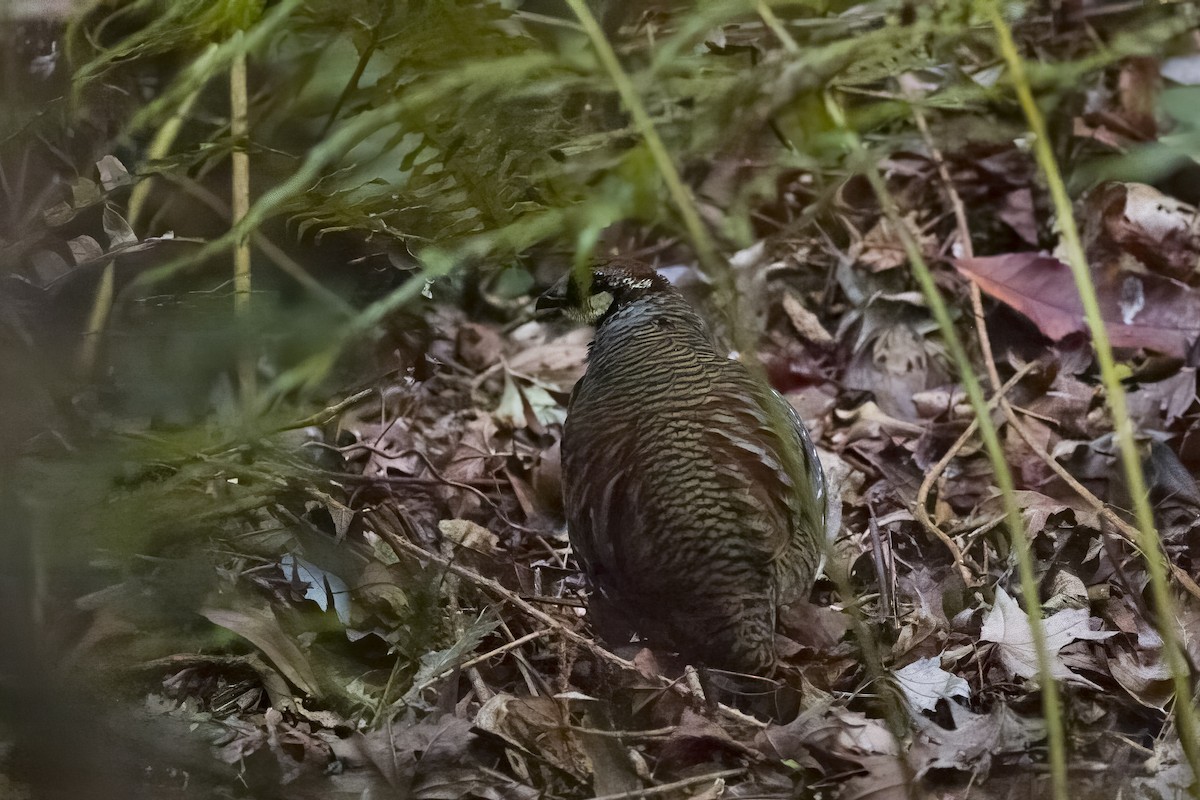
[[536, 259, 671, 324]]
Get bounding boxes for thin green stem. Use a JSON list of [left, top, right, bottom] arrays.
[[757, 1, 799, 52], [987, 4, 1200, 793], [561, 0, 740, 341], [77, 264, 114, 377], [78, 85, 204, 377], [824, 91, 1068, 800], [231, 36, 255, 401], [128, 85, 203, 229]]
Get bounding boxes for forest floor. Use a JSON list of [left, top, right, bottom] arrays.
[[5, 3, 1200, 800]]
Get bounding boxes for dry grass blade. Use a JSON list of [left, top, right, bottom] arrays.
[[913, 361, 1038, 586], [825, 90, 1069, 800], [987, 4, 1200, 794]]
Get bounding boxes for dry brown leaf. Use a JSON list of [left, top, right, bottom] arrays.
[[439, 518, 499, 554], [474, 694, 589, 779], [836, 754, 912, 800], [844, 324, 931, 421], [855, 214, 934, 272], [980, 588, 1115, 689], [505, 327, 591, 388], [1108, 646, 1173, 709], [456, 322, 504, 371], [1116, 57, 1162, 141], [335, 714, 477, 793], [577, 706, 643, 797], [658, 708, 756, 775], [892, 656, 969, 712], [910, 703, 1045, 777], [997, 187, 1038, 244], [1091, 182, 1200, 278]]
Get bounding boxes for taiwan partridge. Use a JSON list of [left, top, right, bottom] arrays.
[[539, 259, 827, 674]]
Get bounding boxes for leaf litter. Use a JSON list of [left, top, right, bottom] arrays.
[[11, 9, 1200, 800], [122, 147, 1200, 796]]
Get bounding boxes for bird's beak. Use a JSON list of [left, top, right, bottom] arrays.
[[536, 275, 571, 313]]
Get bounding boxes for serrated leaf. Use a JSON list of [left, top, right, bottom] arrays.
[[980, 588, 1115, 688], [400, 613, 498, 709]]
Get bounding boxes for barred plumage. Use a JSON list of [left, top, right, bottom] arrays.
[[539, 259, 827, 674]]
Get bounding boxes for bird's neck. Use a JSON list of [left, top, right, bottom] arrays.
[[589, 294, 719, 365]]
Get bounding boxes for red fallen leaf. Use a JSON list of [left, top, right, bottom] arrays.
[[955, 252, 1200, 358]]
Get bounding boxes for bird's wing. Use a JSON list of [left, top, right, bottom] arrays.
[[702, 363, 826, 564], [561, 389, 639, 593]]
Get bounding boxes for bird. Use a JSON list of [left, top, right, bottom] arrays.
[[538, 258, 827, 674]]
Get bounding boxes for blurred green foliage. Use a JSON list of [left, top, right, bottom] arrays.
[[54, 0, 1191, 294]]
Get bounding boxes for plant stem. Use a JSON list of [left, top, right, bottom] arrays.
[[230, 36, 255, 400], [987, 4, 1200, 794], [825, 90, 1068, 800]]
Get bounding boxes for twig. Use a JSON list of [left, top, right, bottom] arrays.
[[279, 389, 372, 431], [913, 362, 1035, 584], [441, 540, 495, 703], [461, 629, 551, 672], [684, 665, 707, 706], [566, 725, 676, 739], [408, 628, 552, 701], [351, 445, 540, 533], [587, 768, 745, 800], [914, 416, 977, 584], [1005, 405, 1200, 602], [316, 468, 506, 489], [867, 505, 894, 619]]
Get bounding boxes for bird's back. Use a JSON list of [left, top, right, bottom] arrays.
[[562, 290, 825, 672]]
